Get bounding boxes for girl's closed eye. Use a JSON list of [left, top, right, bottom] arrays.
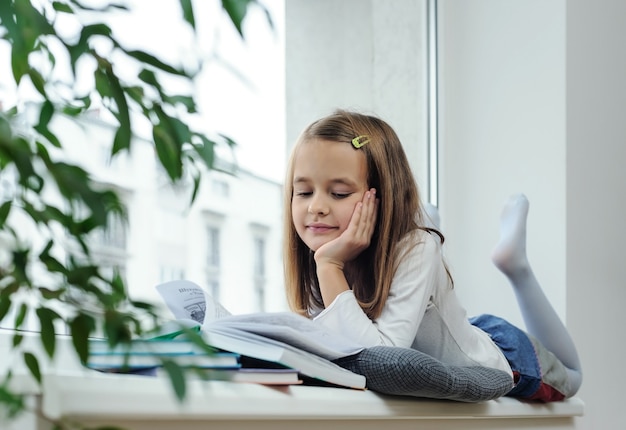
[[332, 192, 353, 199], [294, 190, 312, 197]]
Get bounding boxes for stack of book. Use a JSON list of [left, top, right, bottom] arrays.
[[87, 338, 302, 386], [88, 280, 368, 390], [152, 280, 368, 390]]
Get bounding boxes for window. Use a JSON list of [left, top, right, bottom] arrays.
[[89, 211, 129, 283], [211, 177, 230, 198], [250, 223, 269, 311], [253, 235, 266, 310], [159, 266, 185, 284], [64, 203, 129, 314], [205, 225, 221, 300], [207, 226, 221, 268], [92, 212, 127, 251], [253, 236, 266, 278]]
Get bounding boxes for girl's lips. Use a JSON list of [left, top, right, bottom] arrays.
[[307, 224, 336, 233]]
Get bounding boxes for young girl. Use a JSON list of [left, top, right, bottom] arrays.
[[283, 109, 582, 401]]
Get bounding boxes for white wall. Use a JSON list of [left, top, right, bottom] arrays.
[[438, 0, 567, 328], [440, 0, 626, 428], [567, 1, 626, 428], [285, 0, 430, 188]]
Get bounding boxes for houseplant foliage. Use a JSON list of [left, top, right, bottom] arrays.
[[0, 0, 270, 426]]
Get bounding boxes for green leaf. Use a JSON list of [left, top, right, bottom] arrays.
[[0, 281, 20, 298], [124, 85, 145, 107], [0, 200, 12, 226], [259, 2, 275, 31], [0, 381, 26, 419], [78, 22, 113, 40], [28, 68, 47, 97], [170, 324, 215, 355], [103, 310, 132, 346], [70, 313, 95, 364], [10, 137, 40, 189], [14, 303, 28, 329], [163, 94, 197, 113], [39, 287, 65, 300], [36, 307, 61, 358], [52, 1, 74, 13], [129, 300, 155, 312], [23, 352, 42, 384], [218, 133, 238, 148], [10, 45, 29, 85], [110, 270, 126, 296], [161, 360, 187, 402], [66, 264, 99, 286], [0, 295, 12, 323], [104, 69, 132, 155], [153, 124, 183, 180], [221, 0, 253, 37], [166, 115, 192, 146], [113, 123, 132, 155], [179, 0, 196, 30], [0, 113, 13, 142], [34, 102, 62, 148], [0, 3, 17, 37], [35, 140, 52, 163], [138, 68, 159, 87], [62, 95, 92, 116], [193, 136, 216, 169], [124, 50, 187, 76], [37, 100, 54, 130], [67, 0, 128, 13], [94, 68, 112, 98], [12, 248, 30, 284], [15, 0, 56, 39], [189, 170, 201, 205], [12, 333, 23, 348]]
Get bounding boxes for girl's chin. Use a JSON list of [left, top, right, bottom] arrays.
[[304, 239, 330, 253]]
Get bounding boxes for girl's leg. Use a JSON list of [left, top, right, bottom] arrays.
[[491, 194, 582, 392]]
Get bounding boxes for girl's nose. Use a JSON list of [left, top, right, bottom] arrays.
[[308, 195, 329, 215]]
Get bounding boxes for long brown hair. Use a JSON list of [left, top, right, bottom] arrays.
[[283, 109, 441, 319]]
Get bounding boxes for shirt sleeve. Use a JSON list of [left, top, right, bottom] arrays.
[[313, 231, 444, 348]]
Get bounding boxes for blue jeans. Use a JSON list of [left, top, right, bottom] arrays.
[[469, 314, 541, 398]]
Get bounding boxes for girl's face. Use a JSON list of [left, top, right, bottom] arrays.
[[291, 139, 369, 252]]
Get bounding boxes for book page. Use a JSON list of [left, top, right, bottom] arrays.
[[155, 280, 231, 323], [207, 312, 364, 361], [156, 281, 363, 361]]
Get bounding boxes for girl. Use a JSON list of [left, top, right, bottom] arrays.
[[283, 109, 582, 401]]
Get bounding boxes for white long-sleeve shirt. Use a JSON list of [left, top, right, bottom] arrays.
[[313, 229, 513, 376]]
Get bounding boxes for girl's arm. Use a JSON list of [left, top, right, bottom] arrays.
[[313, 231, 444, 348]]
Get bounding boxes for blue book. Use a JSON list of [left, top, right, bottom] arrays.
[[87, 334, 240, 371], [86, 349, 240, 370], [89, 338, 211, 356]]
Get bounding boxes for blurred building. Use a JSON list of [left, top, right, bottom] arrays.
[[44, 112, 286, 317]]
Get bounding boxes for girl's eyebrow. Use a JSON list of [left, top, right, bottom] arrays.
[[292, 177, 358, 186]]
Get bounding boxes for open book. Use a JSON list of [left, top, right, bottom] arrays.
[[156, 280, 366, 389]]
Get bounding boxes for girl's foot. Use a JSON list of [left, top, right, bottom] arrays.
[[491, 193, 531, 278]]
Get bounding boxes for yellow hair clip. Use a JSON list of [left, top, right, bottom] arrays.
[[352, 135, 370, 149]]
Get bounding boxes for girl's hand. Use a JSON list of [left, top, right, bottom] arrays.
[[314, 188, 379, 269]]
